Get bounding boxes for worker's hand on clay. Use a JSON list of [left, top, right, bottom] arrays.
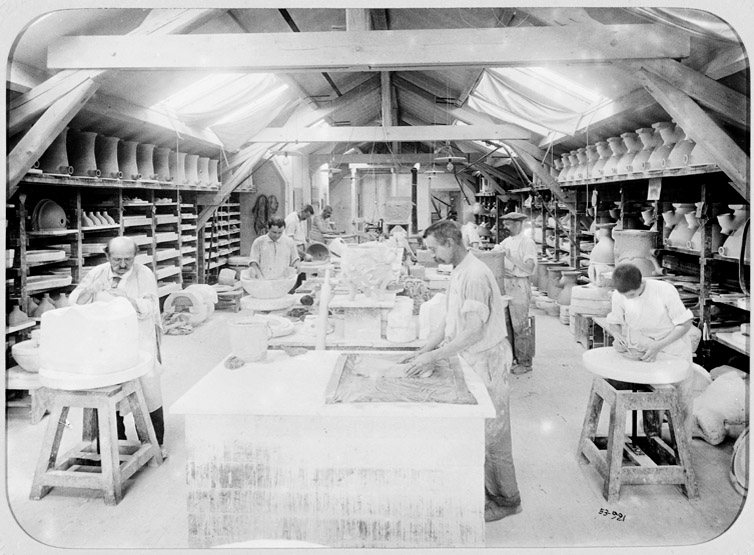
[[404, 351, 436, 377], [304, 253, 313, 262], [639, 342, 662, 362], [612, 334, 629, 352]]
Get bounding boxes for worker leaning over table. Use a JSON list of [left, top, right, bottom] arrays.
[[285, 204, 314, 291], [605, 262, 698, 439], [248, 217, 300, 279], [492, 212, 537, 374], [69, 235, 167, 459], [403, 219, 522, 523]]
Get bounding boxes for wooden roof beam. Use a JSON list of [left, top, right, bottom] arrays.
[[635, 69, 749, 202], [247, 124, 530, 144], [48, 24, 691, 71], [624, 59, 748, 129], [8, 78, 99, 197], [11, 9, 224, 135]]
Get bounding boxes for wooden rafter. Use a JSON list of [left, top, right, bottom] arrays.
[[246, 125, 529, 143], [11, 9, 223, 136], [8, 78, 99, 197], [636, 69, 749, 202], [48, 25, 691, 71]]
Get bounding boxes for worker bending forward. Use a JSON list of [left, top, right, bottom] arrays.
[[404, 220, 522, 523], [605, 263, 697, 438], [494, 212, 537, 374], [248, 217, 300, 279], [69, 236, 166, 458]]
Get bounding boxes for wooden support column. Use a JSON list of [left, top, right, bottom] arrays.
[[8, 78, 99, 197], [636, 69, 749, 202], [350, 168, 359, 234]]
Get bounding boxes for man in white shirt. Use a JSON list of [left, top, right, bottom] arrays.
[[248, 217, 300, 279], [461, 209, 482, 249], [69, 236, 166, 458], [403, 219, 522, 523], [605, 262, 696, 438], [494, 212, 538, 374], [285, 204, 314, 261]]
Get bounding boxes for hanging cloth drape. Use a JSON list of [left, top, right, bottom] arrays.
[[173, 73, 283, 127], [210, 92, 301, 151], [468, 70, 584, 136]]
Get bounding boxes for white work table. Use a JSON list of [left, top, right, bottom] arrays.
[[170, 349, 495, 548]]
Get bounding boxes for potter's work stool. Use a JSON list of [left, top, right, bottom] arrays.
[[30, 378, 163, 505], [577, 347, 699, 503], [216, 289, 243, 312]]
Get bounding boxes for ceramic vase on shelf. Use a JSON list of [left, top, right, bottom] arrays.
[[95, 211, 108, 226], [32, 293, 56, 318], [565, 151, 580, 182], [613, 229, 664, 276], [645, 121, 681, 170], [602, 137, 627, 176], [557, 153, 571, 182], [53, 293, 70, 309], [588, 223, 616, 284], [687, 221, 723, 252], [592, 141, 611, 178], [102, 211, 116, 225], [618, 132, 642, 174], [573, 148, 588, 181], [663, 124, 695, 170], [665, 204, 697, 247], [81, 212, 95, 227], [633, 127, 660, 171], [584, 145, 600, 180], [550, 158, 563, 180], [87, 211, 103, 225], [684, 139, 717, 167], [8, 304, 29, 326]]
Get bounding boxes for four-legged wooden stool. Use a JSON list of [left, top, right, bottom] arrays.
[[30, 378, 163, 505], [577, 347, 699, 503]]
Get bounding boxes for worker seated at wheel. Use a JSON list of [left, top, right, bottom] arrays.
[[604, 262, 699, 439], [247, 217, 301, 280]]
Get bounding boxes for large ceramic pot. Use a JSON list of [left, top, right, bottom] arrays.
[[645, 121, 680, 170], [613, 229, 663, 276], [684, 139, 717, 167], [557, 270, 581, 306], [94, 135, 122, 179], [38, 127, 73, 175], [547, 265, 575, 300], [602, 137, 627, 176], [617, 132, 642, 174], [558, 153, 571, 182], [593, 141, 611, 178], [687, 221, 723, 252], [565, 151, 580, 181], [664, 124, 695, 169], [573, 148, 588, 181], [633, 127, 660, 171], [68, 130, 101, 178], [551, 158, 563, 180], [665, 204, 698, 247], [585, 145, 600, 180], [538, 261, 566, 298]]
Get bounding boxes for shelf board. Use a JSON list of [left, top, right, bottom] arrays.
[[28, 229, 79, 237], [711, 295, 750, 311], [712, 253, 750, 265], [6, 320, 37, 335], [22, 173, 220, 192], [82, 224, 120, 232], [713, 331, 750, 356]]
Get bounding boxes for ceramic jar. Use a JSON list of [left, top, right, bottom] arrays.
[[593, 141, 612, 178], [633, 127, 660, 171], [67, 130, 101, 178], [645, 121, 680, 170], [585, 145, 600, 180], [618, 132, 643, 174], [613, 229, 663, 276], [32, 293, 56, 318], [664, 124, 695, 169], [602, 137, 628, 176], [558, 153, 571, 182], [565, 151, 580, 181], [8, 304, 29, 326], [557, 270, 581, 306]]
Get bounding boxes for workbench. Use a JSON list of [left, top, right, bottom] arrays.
[[170, 349, 495, 548]]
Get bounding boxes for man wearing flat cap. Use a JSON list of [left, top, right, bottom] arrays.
[[494, 212, 537, 374]]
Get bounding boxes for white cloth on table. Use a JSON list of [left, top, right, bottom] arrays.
[[249, 234, 299, 279], [69, 262, 163, 411]]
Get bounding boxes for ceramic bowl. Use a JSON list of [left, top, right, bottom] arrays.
[[11, 339, 41, 373], [240, 274, 297, 299]]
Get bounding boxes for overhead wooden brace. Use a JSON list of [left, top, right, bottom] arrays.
[[9, 8, 223, 136], [8, 78, 99, 198], [635, 69, 749, 202]]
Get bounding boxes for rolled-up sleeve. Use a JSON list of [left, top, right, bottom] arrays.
[[459, 278, 492, 324], [605, 290, 625, 326], [665, 292, 694, 325]]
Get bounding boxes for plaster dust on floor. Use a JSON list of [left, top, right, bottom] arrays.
[[2, 306, 749, 552]]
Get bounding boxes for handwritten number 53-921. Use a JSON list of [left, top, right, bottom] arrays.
[[598, 508, 626, 521]]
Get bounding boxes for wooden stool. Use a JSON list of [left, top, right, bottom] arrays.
[[577, 376, 699, 502], [216, 289, 242, 312], [30, 378, 163, 505]]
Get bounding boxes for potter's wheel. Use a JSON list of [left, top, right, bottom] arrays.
[[582, 347, 689, 385], [40, 351, 153, 390], [240, 294, 296, 312]]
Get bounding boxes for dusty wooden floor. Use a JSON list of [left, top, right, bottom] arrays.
[[2, 305, 750, 553]]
